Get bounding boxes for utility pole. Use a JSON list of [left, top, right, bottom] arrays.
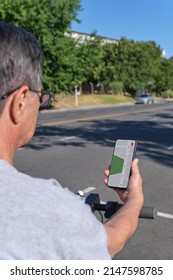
[[75, 85, 80, 107]]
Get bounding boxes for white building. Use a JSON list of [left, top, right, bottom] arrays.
[[66, 30, 118, 45]]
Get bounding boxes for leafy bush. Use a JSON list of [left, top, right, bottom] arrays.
[[109, 81, 124, 94], [161, 90, 173, 98]]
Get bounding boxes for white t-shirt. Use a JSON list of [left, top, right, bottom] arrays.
[[0, 160, 110, 260]]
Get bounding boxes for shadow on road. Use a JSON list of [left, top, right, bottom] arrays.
[[24, 108, 173, 168]]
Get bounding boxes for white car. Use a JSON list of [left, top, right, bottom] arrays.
[[136, 94, 154, 104]]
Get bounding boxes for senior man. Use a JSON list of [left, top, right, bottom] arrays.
[[0, 22, 144, 259]]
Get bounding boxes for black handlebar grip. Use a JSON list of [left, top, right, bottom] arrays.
[[139, 206, 157, 219], [85, 193, 157, 219]]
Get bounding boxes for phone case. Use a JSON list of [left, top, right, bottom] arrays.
[[107, 139, 137, 189]]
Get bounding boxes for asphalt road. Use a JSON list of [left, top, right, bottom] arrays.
[[14, 100, 173, 259]]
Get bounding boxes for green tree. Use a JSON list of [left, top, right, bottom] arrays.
[[0, 0, 81, 92], [75, 33, 105, 93], [156, 59, 173, 93], [102, 37, 164, 95], [101, 43, 119, 90]]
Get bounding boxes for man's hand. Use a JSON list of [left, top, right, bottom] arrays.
[[103, 158, 144, 257], [104, 158, 143, 204]]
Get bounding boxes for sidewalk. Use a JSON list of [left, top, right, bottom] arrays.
[[41, 101, 135, 114]]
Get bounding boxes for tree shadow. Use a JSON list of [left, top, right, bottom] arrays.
[[24, 116, 173, 167]]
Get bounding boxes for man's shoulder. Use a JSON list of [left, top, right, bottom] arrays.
[[0, 159, 89, 214], [0, 159, 64, 197]]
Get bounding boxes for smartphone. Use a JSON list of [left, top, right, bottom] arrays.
[[107, 139, 137, 189]]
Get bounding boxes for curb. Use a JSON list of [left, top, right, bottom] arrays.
[[40, 102, 135, 114]]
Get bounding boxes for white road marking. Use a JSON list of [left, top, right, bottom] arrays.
[[149, 117, 158, 121], [82, 186, 96, 194], [59, 136, 77, 141], [167, 145, 173, 150], [157, 212, 173, 220]]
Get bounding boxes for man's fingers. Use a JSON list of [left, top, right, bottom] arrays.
[[131, 158, 140, 176], [104, 178, 108, 185], [104, 169, 109, 177]]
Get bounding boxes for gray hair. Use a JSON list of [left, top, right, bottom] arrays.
[[0, 22, 44, 102]]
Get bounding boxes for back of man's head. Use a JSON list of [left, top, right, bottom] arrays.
[[0, 22, 43, 109]]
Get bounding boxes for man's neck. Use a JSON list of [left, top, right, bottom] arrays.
[[0, 124, 16, 165], [0, 147, 14, 165]]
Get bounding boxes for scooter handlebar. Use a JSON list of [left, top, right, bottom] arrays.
[[85, 193, 157, 220], [139, 205, 157, 219]]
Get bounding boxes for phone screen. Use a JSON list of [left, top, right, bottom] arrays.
[[108, 139, 137, 189]]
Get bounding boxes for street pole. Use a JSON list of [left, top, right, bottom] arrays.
[[75, 85, 78, 107]]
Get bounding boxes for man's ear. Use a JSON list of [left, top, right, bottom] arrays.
[[10, 85, 29, 124]]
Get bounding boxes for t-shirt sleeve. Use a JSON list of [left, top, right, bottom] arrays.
[[44, 180, 111, 260]]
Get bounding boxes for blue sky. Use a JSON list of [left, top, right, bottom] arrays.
[[71, 0, 173, 58]]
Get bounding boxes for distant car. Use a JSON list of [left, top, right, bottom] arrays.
[[136, 94, 154, 104]]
